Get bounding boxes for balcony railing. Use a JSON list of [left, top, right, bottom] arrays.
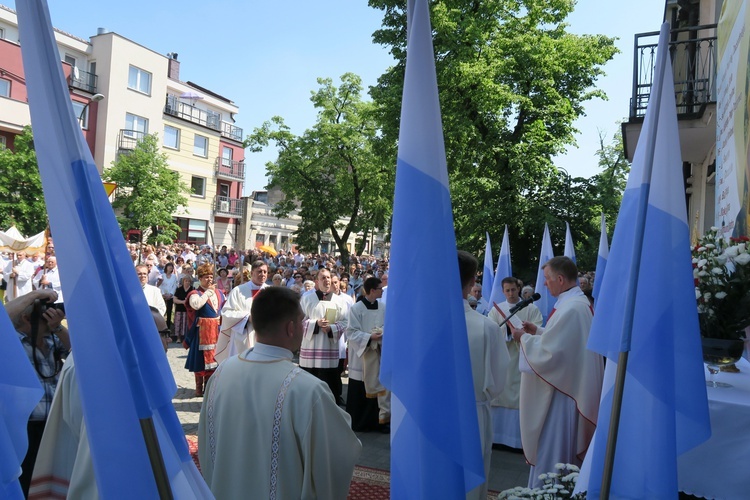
[[165, 94, 222, 130], [221, 122, 243, 142], [630, 24, 717, 119], [215, 158, 245, 181], [68, 67, 98, 93], [118, 129, 147, 151], [215, 196, 244, 218]]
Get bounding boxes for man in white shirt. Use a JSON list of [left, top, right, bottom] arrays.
[[458, 251, 510, 500], [199, 287, 361, 499], [217, 260, 269, 364], [33, 256, 65, 311], [470, 284, 490, 315], [488, 277, 543, 449], [135, 264, 166, 317], [511, 256, 603, 487]]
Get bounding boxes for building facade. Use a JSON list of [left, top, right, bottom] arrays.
[[0, 5, 244, 248], [622, 0, 722, 236]]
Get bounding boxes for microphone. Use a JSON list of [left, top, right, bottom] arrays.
[[509, 292, 541, 314]]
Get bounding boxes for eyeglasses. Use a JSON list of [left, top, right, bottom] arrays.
[[159, 328, 171, 336]]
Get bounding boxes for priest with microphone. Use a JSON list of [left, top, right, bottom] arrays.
[[488, 277, 542, 450], [509, 256, 603, 488]]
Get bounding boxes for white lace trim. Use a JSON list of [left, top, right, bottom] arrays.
[[206, 363, 225, 467], [269, 366, 301, 500]]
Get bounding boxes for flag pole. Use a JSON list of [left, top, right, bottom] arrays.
[[600, 22, 670, 499], [140, 418, 174, 499]]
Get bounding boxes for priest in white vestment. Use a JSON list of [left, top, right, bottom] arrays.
[[488, 277, 542, 448], [199, 287, 361, 499], [217, 260, 269, 364], [458, 251, 510, 500], [299, 268, 349, 403], [511, 257, 603, 488], [3, 251, 35, 302]]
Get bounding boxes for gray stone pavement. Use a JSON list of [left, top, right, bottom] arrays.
[[166, 344, 529, 493]]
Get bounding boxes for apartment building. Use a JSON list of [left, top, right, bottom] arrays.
[[0, 5, 244, 248]]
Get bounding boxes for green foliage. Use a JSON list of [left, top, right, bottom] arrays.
[[369, 0, 619, 279], [246, 73, 394, 265], [102, 134, 188, 244], [0, 126, 48, 235]]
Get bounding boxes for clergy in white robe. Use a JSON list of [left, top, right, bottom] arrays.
[[3, 251, 35, 301], [199, 287, 361, 499], [488, 277, 543, 448], [512, 257, 603, 488], [458, 252, 510, 500], [346, 277, 388, 430], [217, 261, 269, 364], [299, 269, 348, 402]]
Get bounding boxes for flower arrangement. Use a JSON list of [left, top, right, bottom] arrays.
[[692, 227, 750, 340], [498, 463, 584, 499]]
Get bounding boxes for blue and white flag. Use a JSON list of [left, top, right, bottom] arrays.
[[380, 0, 484, 496], [533, 223, 555, 324], [592, 214, 609, 303], [488, 225, 512, 308], [16, 1, 211, 497], [0, 307, 43, 499], [564, 221, 576, 263], [576, 23, 710, 499], [481, 232, 494, 310]]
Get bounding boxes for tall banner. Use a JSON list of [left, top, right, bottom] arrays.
[[716, 0, 750, 237]]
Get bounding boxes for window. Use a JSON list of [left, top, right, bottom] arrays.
[[193, 134, 208, 157], [164, 125, 180, 149], [222, 146, 233, 166], [191, 176, 206, 197], [219, 183, 230, 197], [0, 136, 6, 149], [72, 101, 89, 129], [0, 28, 5, 40], [0, 79, 9, 98], [125, 113, 148, 137], [64, 54, 76, 67], [127, 65, 152, 95], [256, 233, 266, 245], [173, 218, 207, 244]]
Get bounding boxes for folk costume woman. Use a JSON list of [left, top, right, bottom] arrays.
[[184, 264, 225, 397]]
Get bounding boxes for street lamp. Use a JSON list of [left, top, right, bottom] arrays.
[[78, 93, 105, 127]]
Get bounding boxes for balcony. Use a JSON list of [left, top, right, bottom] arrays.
[[118, 129, 147, 152], [215, 196, 244, 218], [629, 24, 717, 119], [68, 68, 98, 94], [165, 94, 222, 131], [215, 157, 246, 181], [623, 24, 717, 163], [221, 122, 243, 142]]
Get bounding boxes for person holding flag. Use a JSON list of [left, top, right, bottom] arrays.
[[511, 256, 603, 487]]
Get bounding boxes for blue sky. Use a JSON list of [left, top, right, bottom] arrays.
[[9, 0, 665, 194]]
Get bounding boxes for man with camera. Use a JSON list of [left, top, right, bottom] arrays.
[[6, 288, 69, 497]]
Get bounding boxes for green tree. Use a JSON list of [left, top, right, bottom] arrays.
[[0, 126, 48, 235], [369, 0, 618, 277], [103, 134, 188, 244], [246, 73, 394, 265]]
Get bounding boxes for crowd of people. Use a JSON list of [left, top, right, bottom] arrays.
[[4, 237, 605, 498]]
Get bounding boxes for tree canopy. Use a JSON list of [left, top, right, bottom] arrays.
[[102, 134, 188, 244], [246, 73, 394, 264], [369, 0, 619, 278], [0, 126, 48, 235]]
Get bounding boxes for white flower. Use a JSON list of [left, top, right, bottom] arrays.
[[739, 243, 746, 253], [692, 257, 699, 264], [716, 254, 728, 265], [704, 292, 712, 300], [711, 226, 719, 231], [711, 267, 723, 275], [736, 252, 750, 265], [697, 247, 707, 253], [715, 291, 728, 299], [706, 243, 716, 249], [697, 259, 708, 268], [555, 463, 566, 470], [538, 473, 548, 481], [698, 270, 708, 277], [725, 246, 740, 258]]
